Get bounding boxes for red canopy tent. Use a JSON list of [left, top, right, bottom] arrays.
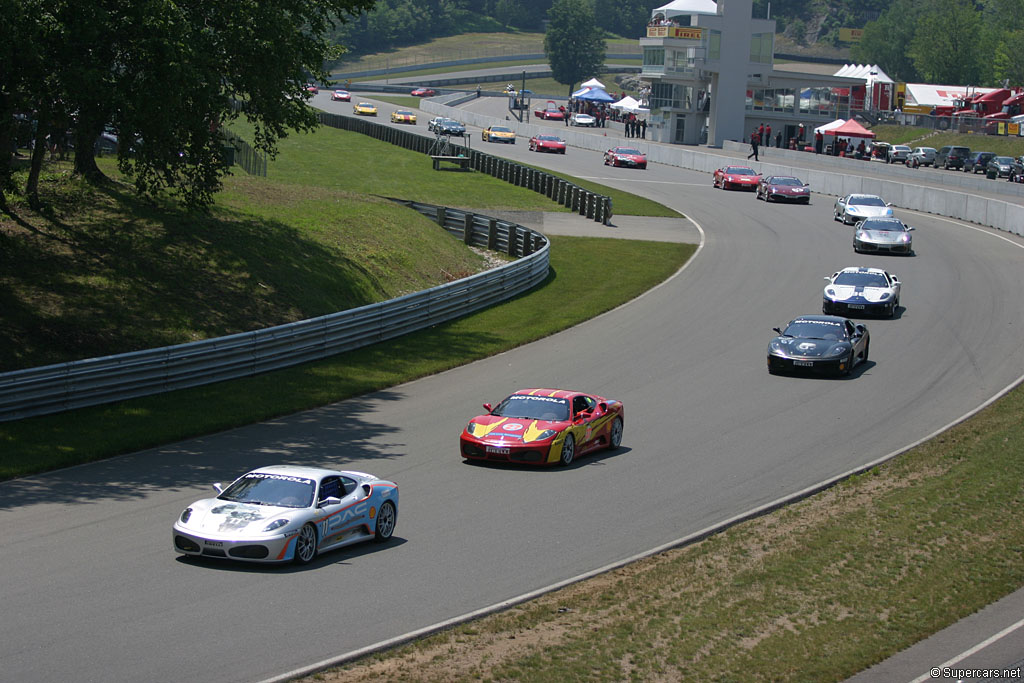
[[824, 119, 875, 138]]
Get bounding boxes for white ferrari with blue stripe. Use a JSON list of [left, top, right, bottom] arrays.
[[833, 193, 893, 224], [823, 267, 901, 317], [173, 465, 398, 564]]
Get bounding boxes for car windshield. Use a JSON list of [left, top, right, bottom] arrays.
[[994, 157, 1013, 164], [727, 167, 755, 174], [491, 127, 511, 133], [395, 110, 413, 116], [782, 320, 849, 341], [860, 219, 904, 232], [771, 177, 802, 186], [894, 146, 910, 151], [849, 196, 886, 206], [834, 272, 889, 288], [492, 395, 571, 421], [219, 472, 315, 508], [537, 136, 560, 141], [616, 148, 642, 155]]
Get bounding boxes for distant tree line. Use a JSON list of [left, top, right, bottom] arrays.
[[1, 0, 372, 212], [852, 0, 1024, 86]]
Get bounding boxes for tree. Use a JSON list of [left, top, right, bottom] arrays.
[[544, 0, 605, 97], [593, 0, 648, 39], [852, 0, 922, 82], [909, 0, 986, 85]]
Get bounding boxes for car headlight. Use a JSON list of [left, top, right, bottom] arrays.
[[901, 234, 911, 242], [879, 292, 891, 300], [180, 507, 192, 523], [825, 288, 837, 298], [769, 340, 785, 354], [466, 422, 479, 436], [263, 519, 289, 533], [525, 429, 558, 443], [829, 346, 847, 356]]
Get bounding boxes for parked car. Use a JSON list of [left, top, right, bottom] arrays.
[[935, 145, 971, 170], [963, 151, 996, 174], [987, 156, 1016, 178], [887, 145, 912, 164], [570, 113, 597, 127], [1010, 156, 1024, 183], [905, 147, 936, 167]]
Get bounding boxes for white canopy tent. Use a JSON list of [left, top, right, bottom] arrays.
[[581, 78, 605, 89], [652, 0, 718, 20], [813, 118, 846, 135], [610, 96, 650, 115]]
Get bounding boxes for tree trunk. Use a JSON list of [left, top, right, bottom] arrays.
[[26, 109, 52, 210], [72, 115, 106, 182]]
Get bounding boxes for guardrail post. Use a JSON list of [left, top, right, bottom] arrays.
[[586, 193, 594, 219], [436, 206, 446, 226], [507, 225, 518, 256], [571, 187, 579, 212], [488, 219, 498, 250], [463, 213, 474, 244]]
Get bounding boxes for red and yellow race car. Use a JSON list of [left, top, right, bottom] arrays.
[[713, 165, 761, 190], [460, 388, 624, 466]]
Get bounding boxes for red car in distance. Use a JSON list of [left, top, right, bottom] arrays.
[[529, 134, 566, 154], [604, 146, 647, 169], [411, 87, 436, 97], [331, 89, 351, 102], [713, 165, 761, 190], [533, 100, 565, 120]]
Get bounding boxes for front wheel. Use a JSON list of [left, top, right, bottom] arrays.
[[842, 350, 855, 377], [608, 417, 623, 450], [293, 523, 318, 565], [558, 433, 576, 467], [374, 501, 396, 543]]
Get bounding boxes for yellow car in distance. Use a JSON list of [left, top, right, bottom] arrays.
[[390, 110, 417, 124], [481, 125, 516, 144], [353, 102, 378, 116]]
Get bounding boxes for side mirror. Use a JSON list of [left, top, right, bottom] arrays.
[[483, 403, 492, 413], [824, 276, 831, 282], [773, 327, 783, 334], [213, 483, 224, 494], [319, 496, 343, 507], [907, 226, 915, 231]]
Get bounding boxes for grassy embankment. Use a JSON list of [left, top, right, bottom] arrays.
[[871, 124, 1024, 157], [0, 121, 689, 479]]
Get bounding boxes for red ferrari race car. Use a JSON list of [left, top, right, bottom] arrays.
[[533, 100, 565, 120], [603, 146, 647, 169], [460, 388, 624, 466], [331, 89, 351, 102], [410, 87, 436, 97], [712, 165, 761, 190], [529, 134, 566, 154]]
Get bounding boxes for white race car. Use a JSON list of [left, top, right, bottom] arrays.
[[823, 266, 902, 317], [833, 193, 893, 225], [173, 465, 398, 564]]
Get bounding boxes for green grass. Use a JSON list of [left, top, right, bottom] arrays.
[[871, 124, 1024, 156], [0, 235, 694, 479]]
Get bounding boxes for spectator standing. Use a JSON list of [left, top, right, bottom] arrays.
[[775, 131, 782, 148], [758, 122, 765, 141], [640, 118, 646, 139], [815, 130, 823, 154], [747, 130, 760, 161], [625, 118, 632, 138], [765, 124, 772, 147]]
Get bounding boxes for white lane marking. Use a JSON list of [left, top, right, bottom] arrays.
[[907, 616, 1024, 683]]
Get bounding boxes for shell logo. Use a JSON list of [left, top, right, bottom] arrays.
[[370, 506, 376, 519]]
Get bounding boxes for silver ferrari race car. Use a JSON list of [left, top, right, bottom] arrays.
[[767, 315, 870, 377], [853, 217, 915, 255], [823, 266, 902, 317], [833, 193, 893, 225], [173, 465, 398, 564]]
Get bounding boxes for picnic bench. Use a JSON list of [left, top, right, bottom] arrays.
[[431, 155, 471, 171]]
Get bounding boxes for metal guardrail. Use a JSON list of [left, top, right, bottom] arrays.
[[0, 204, 549, 422], [316, 111, 613, 224]]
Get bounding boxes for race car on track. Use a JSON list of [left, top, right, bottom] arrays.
[[853, 217, 915, 255], [173, 465, 398, 565], [604, 146, 647, 169], [482, 125, 516, 143], [823, 266, 902, 317], [331, 89, 351, 102], [390, 109, 417, 124], [305, 83, 319, 95], [533, 100, 565, 120], [410, 87, 436, 97], [833, 193, 893, 224], [460, 388, 624, 466], [353, 102, 377, 116], [529, 134, 566, 154], [427, 117, 466, 137], [756, 175, 810, 203], [713, 165, 760, 190], [767, 315, 870, 377]]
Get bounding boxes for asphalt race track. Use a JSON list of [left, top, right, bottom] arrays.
[[3, 93, 1024, 683]]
